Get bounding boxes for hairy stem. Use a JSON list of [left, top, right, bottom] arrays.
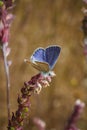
[[2, 43, 10, 121]]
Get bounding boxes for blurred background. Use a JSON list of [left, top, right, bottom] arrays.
[[0, 0, 87, 130]]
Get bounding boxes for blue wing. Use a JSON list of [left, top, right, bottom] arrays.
[[30, 45, 61, 71], [31, 48, 46, 62], [45, 46, 61, 69]]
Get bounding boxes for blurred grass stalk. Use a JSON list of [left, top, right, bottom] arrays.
[[0, 0, 14, 122], [2, 43, 11, 121], [65, 99, 85, 130], [82, 1, 87, 61]]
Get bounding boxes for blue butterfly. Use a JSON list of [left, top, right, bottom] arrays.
[[26, 45, 61, 72]]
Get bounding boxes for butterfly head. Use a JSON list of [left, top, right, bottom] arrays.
[[41, 71, 56, 77]]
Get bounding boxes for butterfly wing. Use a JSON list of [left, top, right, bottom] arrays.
[[31, 48, 46, 63], [29, 61, 42, 71], [46, 45, 61, 69], [30, 47, 49, 72], [30, 46, 61, 71], [25, 59, 49, 72], [32, 61, 49, 72]]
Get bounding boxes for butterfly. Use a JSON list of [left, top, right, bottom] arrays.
[[25, 45, 61, 72]]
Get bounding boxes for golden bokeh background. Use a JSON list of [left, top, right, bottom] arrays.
[[0, 0, 87, 130]]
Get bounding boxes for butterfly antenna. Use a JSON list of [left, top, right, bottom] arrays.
[[24, 59, 30, 63]]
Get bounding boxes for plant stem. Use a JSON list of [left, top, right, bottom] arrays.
[[2, 43, 10, 122], [8, 72, 54, 130]]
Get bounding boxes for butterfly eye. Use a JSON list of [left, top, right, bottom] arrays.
[[48, 71, 56, 77], [48, 72, 51, 76], [49, 73, 51, 76]]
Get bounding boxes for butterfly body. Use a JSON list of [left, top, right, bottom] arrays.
[[26, 45, 61, 72]]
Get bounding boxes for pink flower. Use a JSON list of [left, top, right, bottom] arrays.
[[4, 0, 14, 9], [26, 71, 56, 94], [0, 1, 14, 44], [83, 0, 87, 4], [33, 117, 46, 130], [65, 100, 85, 130]]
